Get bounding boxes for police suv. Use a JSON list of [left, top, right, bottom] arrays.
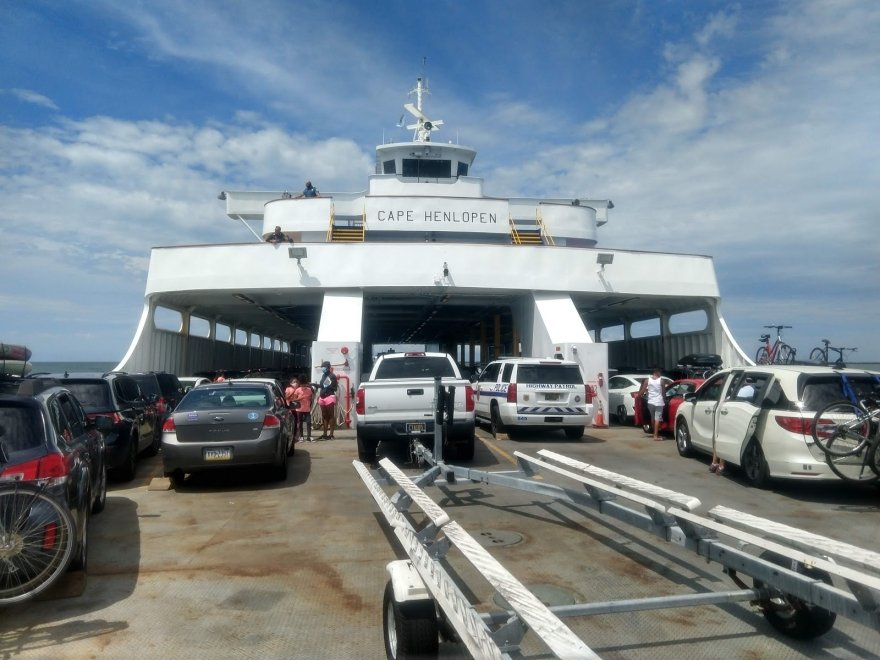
[[473, 358, 592, 439]]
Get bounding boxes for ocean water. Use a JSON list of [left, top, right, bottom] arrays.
[[30, 361, 118, 376]]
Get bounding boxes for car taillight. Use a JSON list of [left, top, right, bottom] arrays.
[[775, 415, 811, 435], [0, 453, 69, 483], [465, 385, 474, 412], [263, 414, 281, 429], [162, 417, 176, 432], [356, 388, 365, 415], [507, 383, 517, 403]]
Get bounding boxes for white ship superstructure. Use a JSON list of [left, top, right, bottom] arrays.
[[117, 78, 749, 414]]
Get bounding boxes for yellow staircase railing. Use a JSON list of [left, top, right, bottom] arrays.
[[510, 215, 544, 245], [536, 208, 555, 246], [327, 204, 366, 242]]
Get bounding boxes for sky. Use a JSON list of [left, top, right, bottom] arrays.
[[1, 0, 878, 363]]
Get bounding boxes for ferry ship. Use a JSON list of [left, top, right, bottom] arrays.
[[116, 79, 750, 416]]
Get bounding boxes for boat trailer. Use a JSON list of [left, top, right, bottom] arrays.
[[354, 397, 880, 658]]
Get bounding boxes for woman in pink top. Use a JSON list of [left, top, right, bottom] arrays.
[[294, 376, 314, 442]]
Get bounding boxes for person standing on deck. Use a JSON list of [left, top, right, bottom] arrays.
[[316, 361, 337, 440], [637, 366, 668, 441], [298, 180, 319, 198]]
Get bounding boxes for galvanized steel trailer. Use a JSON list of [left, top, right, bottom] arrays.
[[355, 434, 880, 659]]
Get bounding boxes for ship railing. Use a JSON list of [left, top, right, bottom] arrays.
[[536, 207, 556, 246]]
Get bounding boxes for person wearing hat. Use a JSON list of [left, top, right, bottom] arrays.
[[316, 361, 338, 439]]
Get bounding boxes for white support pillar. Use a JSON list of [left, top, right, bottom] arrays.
[[312, 291, 364, 419]]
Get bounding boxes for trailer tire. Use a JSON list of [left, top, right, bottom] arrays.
[[383, 581, 439, 659], [754, 550, 836, 639]]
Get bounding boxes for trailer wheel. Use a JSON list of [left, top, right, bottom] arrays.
[[753, 550, 836, 639], [383, 581, 438, 659]]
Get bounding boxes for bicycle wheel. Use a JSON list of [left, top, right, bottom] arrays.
[[755, 347, 770, 365], [825, 451, 880, 484], [0, 482, 76, 605], [809, 348, 826, 364], [812, 400, 872, 457], [777, 344, 796, 364]]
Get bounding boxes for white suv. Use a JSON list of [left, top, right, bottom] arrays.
[[473, 358, 593, 439]]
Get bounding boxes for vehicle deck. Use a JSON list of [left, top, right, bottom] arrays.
[[2, 424, 878, 658]]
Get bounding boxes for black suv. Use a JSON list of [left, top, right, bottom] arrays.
[[56, 373, 161, 481], [149, 372, 185, 417]]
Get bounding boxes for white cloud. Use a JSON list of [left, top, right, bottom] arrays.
[[4, 88, 59, 110]]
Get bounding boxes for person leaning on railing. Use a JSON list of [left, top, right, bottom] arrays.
[[266, 225, 292, 243]]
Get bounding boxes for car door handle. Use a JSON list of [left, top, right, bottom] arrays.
[[407, 389, 424, 396], [720, 409, 728, 415]]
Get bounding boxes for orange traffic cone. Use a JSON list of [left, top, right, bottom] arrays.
[[592, 398, 607, 428]]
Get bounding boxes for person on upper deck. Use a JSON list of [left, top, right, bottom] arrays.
[[266, 226, 291, 243], [298, 181, 319, 198]]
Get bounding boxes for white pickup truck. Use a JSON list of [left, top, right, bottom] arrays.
[[355, 352, 475, 463]]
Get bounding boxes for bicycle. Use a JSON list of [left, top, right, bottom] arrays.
[[755, 325, 796, 365], [0, 480, 76, 605], [809, 339, 857, 367], [811, 378, 880, 483]]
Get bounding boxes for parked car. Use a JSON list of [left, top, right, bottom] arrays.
[[607, 373, 671, 424], [634, 378, 704, 435], [0, 379, 110, 575], [161, 381, 295, 485], [55, 373, 161, 481], [473, 357, 592, 439], [150, 372, 185, 416], [179, 376, 211, 392], [130, 373, 168, 419], [674, 366, 880, 487]]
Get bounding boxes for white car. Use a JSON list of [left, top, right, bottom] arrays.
[[473, 357, 592, 439], [178, 376, 211, 392], [674, 365, 880, 487], [607, 374, 671, 424]]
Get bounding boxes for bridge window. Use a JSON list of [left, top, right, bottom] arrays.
[[599, 324, 624, 342], [630, 318, 660, 338], [669, 310, 708, 333], [216, 323, 231, 342], [154, 306, 182, 332], [457, 162, 468, 177], [402, 158, 451, 178], [189, 316, 210, 338], [383, 159, 396, 174]]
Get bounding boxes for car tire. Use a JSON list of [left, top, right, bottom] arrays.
[[272, 444, 289, 482], [675, 419, 694, 457], [642, 422, 653, 435], [383, 581, 439, 659], [742, 439, 770, 488], [357, 434, 379, 463], [490, 404, 503, 437], [166, 469, 185, 487], [564, 426, 585, 440], [142, 428, 161, 457], [111, 436, 138, 482], [616, 405, 629, 424], [92, 464, 107, 514], [753, 550, 836, 639], [68, 508, 88, 572]]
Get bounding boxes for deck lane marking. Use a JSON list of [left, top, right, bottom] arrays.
[[480, 434, 518, 466]]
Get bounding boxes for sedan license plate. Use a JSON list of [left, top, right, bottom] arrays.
[[406, 423, 426, 434], [204, 447, 232, 461]]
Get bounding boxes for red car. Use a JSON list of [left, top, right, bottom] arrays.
[[634, 378, 704, 435]]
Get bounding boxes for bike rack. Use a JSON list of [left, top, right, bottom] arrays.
[[355, 441, 880, 658]]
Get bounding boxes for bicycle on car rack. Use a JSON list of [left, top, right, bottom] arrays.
[[810, 339, 857, 367], [756, 324, 796, 364], [0, 480, 76, 605], [811, 374, 880, 483]]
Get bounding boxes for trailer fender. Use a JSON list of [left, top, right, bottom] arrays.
[[386, 560, 431, 604]]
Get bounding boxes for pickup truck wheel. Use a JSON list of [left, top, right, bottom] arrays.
[[490, 405, 503, 437], [454, 434, 475, 461], [358, 435, 379, 463], [675, 419, 693, 457]]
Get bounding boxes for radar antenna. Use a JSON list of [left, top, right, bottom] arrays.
[[404, 77, 443, 143]]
